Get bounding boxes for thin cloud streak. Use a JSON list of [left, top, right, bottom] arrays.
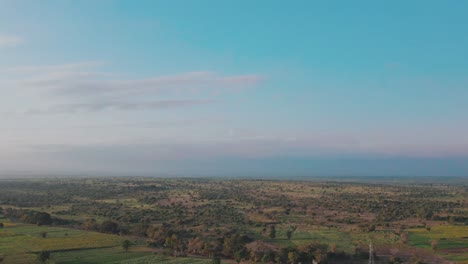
[[1, 63, 263, 98], [0, 35, 23, 48], [0, 62, 262, 115], [1, 61, 104, 73], [50, 71, 262, 97], [0, 117, 225, 131], [24, 99, 214, 114]]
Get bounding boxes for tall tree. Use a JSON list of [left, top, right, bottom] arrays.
[[269, 225, 276, 239], [122, 240, 132, 252]]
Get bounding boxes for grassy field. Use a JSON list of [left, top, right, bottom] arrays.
[[51, 247, 212, 264], [249, 225, 401, 253], [45, 247, 151, 264], [0, 220, 211, 264], [408, 225, 468, 263], [0, 219, 121, 263], [114, 255, 212, 264]]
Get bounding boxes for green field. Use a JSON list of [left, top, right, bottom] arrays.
[[408, 225, 468, 263], [52, 248, 211, 264], [249, 225, 401, 253], [0, 221, 209, 264]]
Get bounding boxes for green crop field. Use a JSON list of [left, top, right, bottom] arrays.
[[52, 247, 211, 264], [0, 221, 121, 263], [44, 247, 151, 264], [0, 221, 214, 264], [116, 255, 212, 264], [249, 225, 401, 253], [408, 225, 468, 263]]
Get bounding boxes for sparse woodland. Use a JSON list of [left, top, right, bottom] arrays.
[[0, 177, 466, 263]]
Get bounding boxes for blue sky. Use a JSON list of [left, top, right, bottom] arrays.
[[1, 0, 467, 176]]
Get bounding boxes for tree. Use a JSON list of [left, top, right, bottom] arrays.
[[449, 216, 455, 224], [188, 237, 205, 254], [211, 255, 221, 264], [329, 243, 337, 253], [298, 242, 328, 263], [288, 251, 298, 264], [269, 225, 276, 239], [286, 225, 297, 240], [261, 253, 270, 263], [401, 232, 408, 244], [250, 250, 262, 263], [37, 251, 50, 262], [100, 220, 119, 234], [389, 255, 403, 264], [35, 212, 52, 226], [431, 240, 438, 251], [234, 250, 244, 264], [83, 218, 97, 230], [122, 240, 132, 252], [410, 254, 424, 264], [223, 234, 247, 258], [165, 234, 180, 251]]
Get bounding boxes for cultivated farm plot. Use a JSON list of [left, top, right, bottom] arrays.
[[408, 225, 468, 263], [0, 222, 214, 264], [249, 225, 401, 254], [0, 222, 124, 263], [43, 247, 150, 264], [52, 247, 211, 264], [115, 255, 213, 264]]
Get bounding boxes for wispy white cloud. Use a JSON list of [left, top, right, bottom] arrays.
[[52, 71, 261, 98], [0, 35, 23, 48], [25, 99, 214, 114], [5, 68, 262, 97], [2, 61, 103, 73], [0, 61, 263, 114]]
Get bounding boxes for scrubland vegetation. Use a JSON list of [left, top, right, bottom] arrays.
[[0, 177, 466, 263]]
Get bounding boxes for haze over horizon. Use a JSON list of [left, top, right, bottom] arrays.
[[1, 0, 468, 177]]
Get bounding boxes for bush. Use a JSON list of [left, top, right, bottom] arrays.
[[37, 251, 50, 262], [100, 220, 119, 234], [122, 240, 132, 252]]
